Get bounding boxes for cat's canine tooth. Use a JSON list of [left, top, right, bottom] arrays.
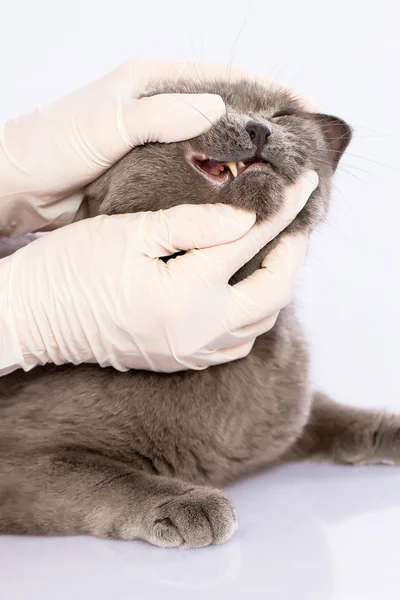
[[226, 162, 238, 178]]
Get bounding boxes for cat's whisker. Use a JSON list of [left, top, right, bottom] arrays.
[[298, 168, 354, 214], [322, 216, 352, 243], [310, 156, 381, 179], [336, 168, 375, 189], [344, 152, 397, 170], [299, 171, 318, 186], [347, 123, 392, 136], [352, 134, 391, 139], [269, 40, 317, 85], [311, 147, 396, 170], [225, 2, 264, 86], [169, 95, 216, 128], [328, 182, 353, 214], [226, 26, 245, 86]]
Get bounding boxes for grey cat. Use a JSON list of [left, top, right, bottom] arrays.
[[1, 78, 399, 549]]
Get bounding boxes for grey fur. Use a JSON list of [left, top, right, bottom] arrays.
[[1, 79, 398, 549]]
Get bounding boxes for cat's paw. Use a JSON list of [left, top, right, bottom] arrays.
[[145, 487, 237, 549]]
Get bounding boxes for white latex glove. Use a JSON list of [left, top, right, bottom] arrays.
[[0, 171, 318, 376], [0, 57, 317, 239], [0, 66, 225, 237]]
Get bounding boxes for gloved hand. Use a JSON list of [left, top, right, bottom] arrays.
[[0, 64, 225, 237], [0, 57, 318, 375], [0, 171, 318, 375], [0, 57, 317, 239]]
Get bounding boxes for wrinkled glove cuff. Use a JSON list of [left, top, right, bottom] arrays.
[[0, 257, 26, 375]]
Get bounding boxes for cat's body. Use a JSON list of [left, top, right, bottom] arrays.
[[1, 78, 399, 548]]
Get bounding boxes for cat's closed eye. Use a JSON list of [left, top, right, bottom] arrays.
[[271, 110, 296, 118]]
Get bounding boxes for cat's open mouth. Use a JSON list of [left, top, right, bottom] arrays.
[[189, 154, 273, 184]]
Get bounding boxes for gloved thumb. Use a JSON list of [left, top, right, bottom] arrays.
[[124, 93, 226, 146], [137, 204, 257, 258]]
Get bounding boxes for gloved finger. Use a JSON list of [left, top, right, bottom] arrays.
[[225, 234, 309, 331], [125, 94, 226, 146], [204, 311, 280, 353], [181, 172, 317, 283], [192, 339, 256, 369], [139, 203, 256, 257], [234, 310, 281, 339]]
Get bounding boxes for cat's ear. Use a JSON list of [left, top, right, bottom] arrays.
[[310, 114, 352, 171]]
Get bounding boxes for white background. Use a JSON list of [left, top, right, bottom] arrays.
[[1, 1, 400, 598]]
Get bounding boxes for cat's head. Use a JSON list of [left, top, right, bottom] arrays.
[[86, 78, 351, 236]]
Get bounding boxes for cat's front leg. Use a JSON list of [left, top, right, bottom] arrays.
[[140, 482, 237, 548], [0, 449, 237, 548]]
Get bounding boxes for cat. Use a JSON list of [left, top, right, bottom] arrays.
[[1, 77, 399, 549]]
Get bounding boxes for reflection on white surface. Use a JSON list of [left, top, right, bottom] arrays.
[[2, 463, 400, 600]]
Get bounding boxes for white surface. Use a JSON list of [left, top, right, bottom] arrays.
[[3, 464, 400, 600], [1, 0, 400, 598]]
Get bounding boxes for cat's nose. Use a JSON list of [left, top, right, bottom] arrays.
[[245, 121, 271, 152]]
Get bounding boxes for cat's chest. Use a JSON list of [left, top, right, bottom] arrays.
[[120, 312, 311, 485]]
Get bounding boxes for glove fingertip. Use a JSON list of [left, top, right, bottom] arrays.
[[187, 93, 226, 123]]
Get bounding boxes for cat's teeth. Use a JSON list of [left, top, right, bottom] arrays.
[[226, 162, 238, 178]]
